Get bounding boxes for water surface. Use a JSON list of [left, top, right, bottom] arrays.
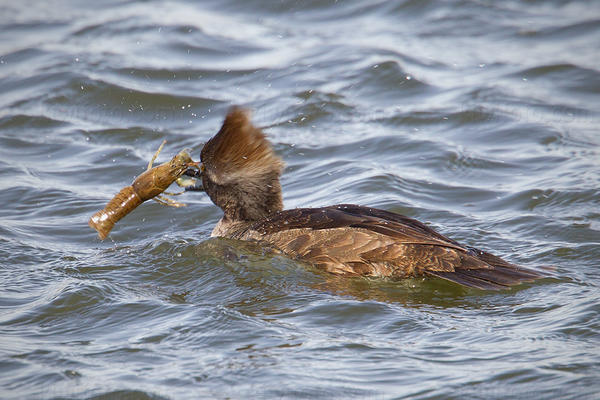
[[1, 0, 599, 399]]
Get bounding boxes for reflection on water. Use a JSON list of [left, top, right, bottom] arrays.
[[1, 0, 599, 399]]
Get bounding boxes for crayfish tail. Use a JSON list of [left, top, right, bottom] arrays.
[[89, 186, 142, 240]]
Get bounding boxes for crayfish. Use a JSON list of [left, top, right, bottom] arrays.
[[89, 140, 200, 240]]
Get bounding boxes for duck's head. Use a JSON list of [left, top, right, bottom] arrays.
[[196, 107, 285, 222]]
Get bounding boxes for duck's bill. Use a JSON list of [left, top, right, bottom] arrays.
[[176, 167, 204, 191]]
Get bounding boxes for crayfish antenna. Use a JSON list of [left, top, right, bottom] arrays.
[[148, 140, 167, 170]]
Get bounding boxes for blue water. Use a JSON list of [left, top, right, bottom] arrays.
[[1, 0, 599, 399]]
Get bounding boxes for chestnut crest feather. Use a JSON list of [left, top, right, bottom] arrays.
[[200, 107, 284, 222]]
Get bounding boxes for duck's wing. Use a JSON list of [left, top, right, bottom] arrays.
[[240, 204, 542, 290], [244, 204, 465, 249]]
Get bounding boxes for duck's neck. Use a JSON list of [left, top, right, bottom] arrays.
[[208, 174, 283, 238], [210, 217, 251, 238], [206, 171, 283, 235]]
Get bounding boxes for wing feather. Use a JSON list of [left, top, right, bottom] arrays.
[[236, 204, 542, 289]]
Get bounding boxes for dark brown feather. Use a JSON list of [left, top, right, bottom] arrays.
[[237, 204, 465, 250], [231, 204, 542, 289]]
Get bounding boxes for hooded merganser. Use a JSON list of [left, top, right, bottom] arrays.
[[187, 107, 542, 290]]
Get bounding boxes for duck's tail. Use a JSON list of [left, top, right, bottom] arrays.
[[426, 247, 544, 290]]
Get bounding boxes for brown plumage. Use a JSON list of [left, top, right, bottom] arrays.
[[196, 107, 543, 290], [200, 107, 284, 226]]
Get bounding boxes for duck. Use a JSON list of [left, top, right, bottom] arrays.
[[185, 106, 542, 290]]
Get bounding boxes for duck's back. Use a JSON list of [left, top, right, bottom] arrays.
[[232, 204, 541, 290]]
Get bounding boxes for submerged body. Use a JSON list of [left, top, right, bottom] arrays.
[[193, 107, 542, 290]]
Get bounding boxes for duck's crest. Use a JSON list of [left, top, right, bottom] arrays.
[[201, 107, 284, 184]]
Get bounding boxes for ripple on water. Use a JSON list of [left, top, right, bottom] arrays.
[[513, 63, 600, 95], [42, 76, 217, 128], [0, 0, 599, 399]]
